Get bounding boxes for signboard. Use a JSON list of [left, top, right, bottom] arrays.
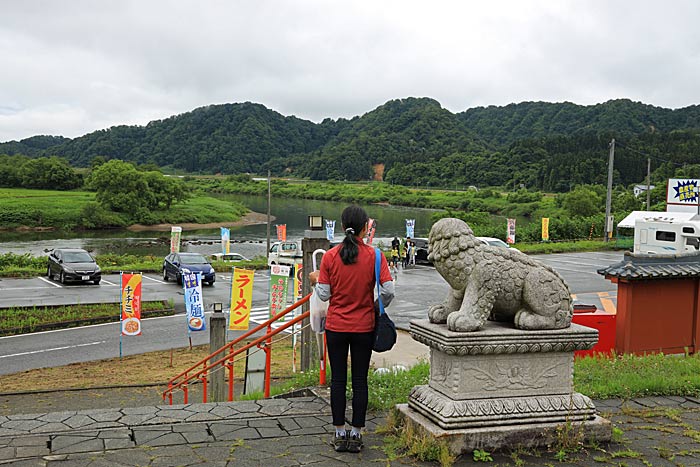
[[120, 273, 142, 336], [229, 268, 254, 330], [170, 226, 182, 253], [406, 219, 415, 238], [221, 227, 230, 255], [276, 224, 287, 241], [366, 218, 377, 245], [667, 178, 700, 212], [269, 264, 290, 318], [507, 218, 516, 244], [325, 220, 335, 241], [183, 272, 205, 331], [541, 218, 549, 242]]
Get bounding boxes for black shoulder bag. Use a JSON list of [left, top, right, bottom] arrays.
[[373, 248, 396, 352]]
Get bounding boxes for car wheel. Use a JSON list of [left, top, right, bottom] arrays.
[[162, 268, 168, 281], [94, 279, 101, 285], [59, 271, 65, 284], [176, 273, 182, 285], [47, 266, 51, 278]]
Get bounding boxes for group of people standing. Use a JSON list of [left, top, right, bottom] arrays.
[[389, 235, 416, 277]]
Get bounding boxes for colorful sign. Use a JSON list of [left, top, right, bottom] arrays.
[[325, 219, 335, 241], [183, 272, 205, 331], [366, 218, 377, 245], [507, 218, 516, 244], [269, 264, 290, 318], [542, 218, 550, 242], [229, 268, 254, 330], [276, 224, 287, 241], [294, 263, 303, 301], [120, 273, 142, 336], [221, 227, 230, 255], [406, 219, 415, 238], [667, 178, 700, 209], [170, 226, 182, 253]]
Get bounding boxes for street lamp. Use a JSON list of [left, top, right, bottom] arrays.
[[308, 215, 323, 231], [213, 302, 223, 313]]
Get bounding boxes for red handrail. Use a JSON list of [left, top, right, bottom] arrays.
[[163, 293, 313, 404]]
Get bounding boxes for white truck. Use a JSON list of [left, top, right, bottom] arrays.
[[633, 218, 700, 255], [267, 240, 303, 268]]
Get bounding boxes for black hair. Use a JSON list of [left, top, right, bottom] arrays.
[[340, 205, 369, 265]]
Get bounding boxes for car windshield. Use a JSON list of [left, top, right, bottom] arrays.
[[63, 252, 94, 263], [487, 239, 509, 248], [180, 254, 208, 264]]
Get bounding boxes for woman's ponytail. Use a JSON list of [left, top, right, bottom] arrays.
[[339, 205, 369, 265]]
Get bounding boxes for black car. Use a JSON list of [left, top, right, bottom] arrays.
[[47, 248, 101, 284], [162, 252, 216, 286], [413, 238, 431, 264]]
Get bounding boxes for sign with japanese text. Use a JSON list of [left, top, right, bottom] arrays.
[[229, 268, 254, 330], [170, 226, 182, 253], [366, 218, 377, 245], [406, 219, 415, 238], [221, 227, 230, 254], [325, 220, 335, 241], [120, 273, 142, 336], [276, 224, 287, 241], [667, 178, 700, 210], [507, 218, 516, 244], [183, 272, 205, 331], [269, 264, 290, 318], [541, 218, 549, 242], [294, 264, 303, 301]]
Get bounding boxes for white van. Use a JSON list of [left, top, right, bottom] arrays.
[[267, 241, 303, 268], [633, 219, 700, 255]]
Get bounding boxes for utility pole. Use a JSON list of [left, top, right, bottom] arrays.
[[646, 157, 651, 211], [266, 171, 271, 261], [604, 139, 615, 242]]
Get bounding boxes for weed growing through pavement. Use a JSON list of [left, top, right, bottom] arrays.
[[472, 449, 493, 462], [380, 408, 456, 467]]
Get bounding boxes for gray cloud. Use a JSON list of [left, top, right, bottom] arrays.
[[1, 0, 699, 141]]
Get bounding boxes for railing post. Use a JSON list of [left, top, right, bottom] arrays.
[[301, 234, 329, 371], [264, 324, 272, 398], [209, 311, 227, 402]]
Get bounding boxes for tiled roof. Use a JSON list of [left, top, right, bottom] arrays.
[[598, 252, 700, 280]]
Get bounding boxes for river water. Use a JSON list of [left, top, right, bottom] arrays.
[[0, 194, 439, 259]]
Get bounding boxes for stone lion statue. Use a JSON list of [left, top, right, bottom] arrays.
[[427, 218, 573, 332]]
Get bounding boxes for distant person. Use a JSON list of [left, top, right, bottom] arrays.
[[390, 245, 400, 268], [391, 236, 400, 251], [402, 237, 411, 267], [308, 205, 394, 454], [408, 241, 416, 267]]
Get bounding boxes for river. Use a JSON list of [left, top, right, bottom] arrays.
[[0, 195, 439, 259]]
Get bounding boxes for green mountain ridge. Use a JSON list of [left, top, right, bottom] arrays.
[[2, 97, 700, 191]]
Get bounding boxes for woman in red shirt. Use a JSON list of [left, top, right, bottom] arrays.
[[309, 205, 394, 453]]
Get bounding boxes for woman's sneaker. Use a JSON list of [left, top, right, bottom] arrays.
[[332, 431, 347, 452], [346, 431, 363, 453]]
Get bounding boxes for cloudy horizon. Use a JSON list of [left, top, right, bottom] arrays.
[[2, 0, 700, 142]]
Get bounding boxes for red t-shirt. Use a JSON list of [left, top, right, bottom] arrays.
[[318, 239, 393, 333]]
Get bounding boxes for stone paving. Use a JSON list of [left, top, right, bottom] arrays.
[[1, 393, 700, 466]]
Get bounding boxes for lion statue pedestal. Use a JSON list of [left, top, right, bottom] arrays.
[[396, 218, 611, 453]]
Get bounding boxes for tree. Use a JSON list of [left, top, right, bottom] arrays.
[[560, 185, 603, 217], [18, 157, 82, 190], [86, 160, 150, 213]]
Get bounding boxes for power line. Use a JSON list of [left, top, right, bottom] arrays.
[[615, 140, 688, 167]]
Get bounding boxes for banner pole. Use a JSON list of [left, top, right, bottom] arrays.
[[119, 271, 123, 359]]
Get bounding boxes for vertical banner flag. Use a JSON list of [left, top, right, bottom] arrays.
[[269, 264, 290, 318], [221, 227, 231, 255], [120, 273, 142, 336], [406, 219, 415, 238], [276, 224, 287, 241], [507, 218, 516, 244], [325, 219, 335, 241], [183, 273, 206, 331], [366, 218, 377, 245], [294, 264, 303, 301], [170, 226, 182, 253], [229, 268, 254, 330], [542, 218, 550, 242]]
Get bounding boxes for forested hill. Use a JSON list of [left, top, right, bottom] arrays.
[[2, 98, 700, 191]]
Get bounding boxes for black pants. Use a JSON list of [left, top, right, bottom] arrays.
[[325, 329, 374, 427]]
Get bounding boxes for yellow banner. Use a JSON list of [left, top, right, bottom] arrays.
[[542, 218, 550, 241], [229, 268, 254, 330]]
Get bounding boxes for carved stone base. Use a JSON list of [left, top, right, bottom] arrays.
[[405, 319, 611, 448], [397, 403, 612, 454], [409, 385, 596, 429]]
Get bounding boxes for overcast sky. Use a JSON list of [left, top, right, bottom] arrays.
[[1, 0, 699, 142]]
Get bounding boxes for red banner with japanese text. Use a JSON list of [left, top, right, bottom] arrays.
[[276, 224, 287, 241], [229, 268, 254, 330], [121, 273, 142, 336]]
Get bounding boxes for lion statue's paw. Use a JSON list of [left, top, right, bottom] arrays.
[[447, 312, 482, 332], [428, 304, 451, 324]]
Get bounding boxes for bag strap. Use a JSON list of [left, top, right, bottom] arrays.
[[375, 247, 385, 316]]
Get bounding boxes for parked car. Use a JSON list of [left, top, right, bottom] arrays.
[[162, 252, 216, 286], [411, 238, 431, 264], [47, 248, 101, 285], [210, 253, 250, 262], [476, 237, 519, 251]]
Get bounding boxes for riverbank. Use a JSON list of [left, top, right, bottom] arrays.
[[126, 210, 272, 232]]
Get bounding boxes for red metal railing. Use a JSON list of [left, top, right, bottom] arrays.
[[162, 293, 318, 405]]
